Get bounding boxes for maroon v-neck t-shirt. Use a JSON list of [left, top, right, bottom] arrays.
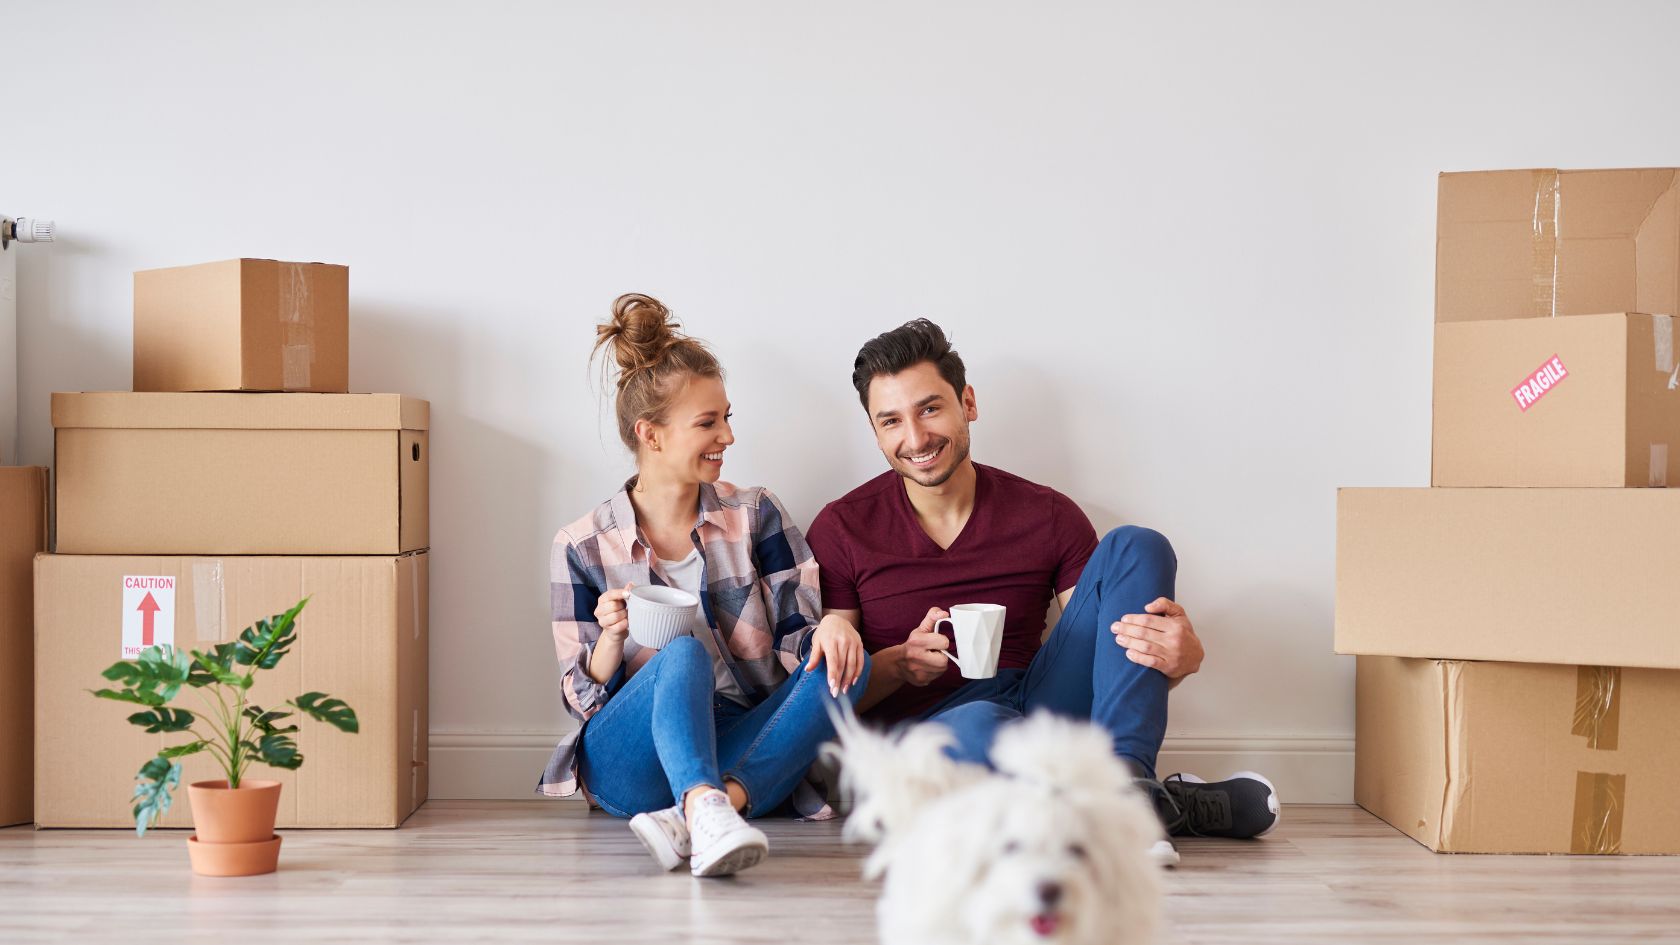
[[805, 463, 1098, 722]]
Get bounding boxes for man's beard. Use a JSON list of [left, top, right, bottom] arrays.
[[897, 433, 971, 488]]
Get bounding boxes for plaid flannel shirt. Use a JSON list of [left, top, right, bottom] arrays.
[[536, 478, 823, 798]]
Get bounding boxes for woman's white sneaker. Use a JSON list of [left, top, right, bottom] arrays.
[[686, 791, 769, 877], [628, 805, 690, 871]]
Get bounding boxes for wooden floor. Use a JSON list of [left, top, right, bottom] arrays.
[[2, 802, 1677, 944]]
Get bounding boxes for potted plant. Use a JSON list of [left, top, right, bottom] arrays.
[[91, 598, 358, 876]]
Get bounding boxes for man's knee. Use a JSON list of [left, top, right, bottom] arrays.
[[1099, 525, 1176, 568]]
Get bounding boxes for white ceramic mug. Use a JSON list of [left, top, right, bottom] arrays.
[[626, 585, 699, 650], [934, 603, 1005, 679]]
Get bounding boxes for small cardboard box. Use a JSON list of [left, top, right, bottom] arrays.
[[134, 258, 349, 393], [34, 552, 428, 828], [1433, 312, 1680, 487], [1335, 488, 1680, 669], [1356, 656, 1680, 854], [53, 392, 428, 555], [1437, 168, 1680, 323], [0, 467, 47, 826]]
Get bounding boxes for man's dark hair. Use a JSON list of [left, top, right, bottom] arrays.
[[851, 318, 968, 410]]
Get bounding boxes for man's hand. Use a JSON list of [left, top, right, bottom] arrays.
[[1112, 597, 1203, 680], [805, 614, 867, 697], [899, 607, 951, 686]]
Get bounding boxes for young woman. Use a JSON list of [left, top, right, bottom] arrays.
[[537, 294, 870, 877]]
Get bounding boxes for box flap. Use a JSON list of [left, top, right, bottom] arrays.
[[52, 392, 428, 431]]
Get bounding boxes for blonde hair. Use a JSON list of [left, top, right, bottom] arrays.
[[591, 293, 724, 454]]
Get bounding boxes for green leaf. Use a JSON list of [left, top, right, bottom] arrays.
[[90, 687, 165, 707], [159, 740, 208, 759], [242, 705, 298, 736], [245, 734, 302, 770], [190, 647, 247, 688], [289, 691, 359, 733], [232, 598, 308, 671], [126, 707, 196, 733], [91, 645, 192, 708], [131, 756, 181, 838]]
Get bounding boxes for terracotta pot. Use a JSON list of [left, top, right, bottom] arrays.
[[187, 780, 282, 845], [186, 834, 283, 877]]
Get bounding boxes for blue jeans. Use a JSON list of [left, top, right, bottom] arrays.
[[578, 635, 871, 818], [918, 526, 1174, 780]]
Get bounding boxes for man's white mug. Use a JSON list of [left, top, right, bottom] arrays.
[[626, 584, 700, 650], [934, 603, 1005, 679]]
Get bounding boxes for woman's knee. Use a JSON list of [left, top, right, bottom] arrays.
[[651, 634, 709, 676]]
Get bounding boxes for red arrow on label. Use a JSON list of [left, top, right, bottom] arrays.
[[137, 592, 161, 646]]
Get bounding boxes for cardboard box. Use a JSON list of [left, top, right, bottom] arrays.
[[1437, 168, 1680, 322], [1433, 312, 1680, 487], [34, 552, 428, 828], [134, 258, 349, 393], [53, 392, 428, 555], [1356, 656, 1680, 854], [1335, 488, 1680, 669], [0, 467, 47, 826]]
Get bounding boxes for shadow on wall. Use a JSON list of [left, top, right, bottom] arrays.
[[353, 304, 553, 727], [17, 236, 131, 467]]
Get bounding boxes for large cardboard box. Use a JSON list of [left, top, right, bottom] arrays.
[[1335, 488, 1680, 669], [53, 392, 428, 555], [134, 258, 349, 393], [1356, 656, 1680, 854], [0, 467, 47, 826], [1437, 168, 1680, 322], [1433, 312, 1680, 487], [34, 552, 428, 828]]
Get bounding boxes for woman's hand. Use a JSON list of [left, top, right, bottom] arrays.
[[806, 614, 866, 697], [593, 583, 634, 642]]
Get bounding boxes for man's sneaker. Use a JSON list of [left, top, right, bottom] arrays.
[[1161, 771, 1280, 839], [1148, 839, 1181, 868], [628, 805, 690, 871], [686, 790, 769, 877]]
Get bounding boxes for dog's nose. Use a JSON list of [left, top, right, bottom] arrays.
[[1036, 881, 1063, 908]]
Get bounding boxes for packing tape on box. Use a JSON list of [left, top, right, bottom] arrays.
[[1571, 771, 1625, 854], [1572, 666, 1621, 750], [1569, 666, 1625, 854], [1531, 169, 1561, 318], [1654, 316, 1675, 375], [1650, 445, 1669, 487], [278, 262, 313, 390], [191, 559, 227, 642]]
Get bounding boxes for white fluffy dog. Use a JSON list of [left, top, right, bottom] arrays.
[[827, 710, 1162, 945]]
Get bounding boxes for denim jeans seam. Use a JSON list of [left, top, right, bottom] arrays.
[[722, 669, 815, 815]]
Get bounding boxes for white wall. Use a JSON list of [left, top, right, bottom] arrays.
[[11, 1, 1680, 804]]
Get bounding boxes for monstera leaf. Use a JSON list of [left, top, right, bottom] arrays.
[[289, 692, 359, 733], [189, 643, 246, 688], [126, 707, 196, 733], [92, 646, 193, 707], [231, 598, 307, 671], [131, 756, 182, 837]]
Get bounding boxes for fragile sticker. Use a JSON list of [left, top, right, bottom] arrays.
[[1512, 355, 1568, 412], [121, 575, 176, 659]]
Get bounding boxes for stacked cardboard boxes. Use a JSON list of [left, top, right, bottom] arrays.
[[1336, 169, 1680, 855], [35, 259, 430, 829]]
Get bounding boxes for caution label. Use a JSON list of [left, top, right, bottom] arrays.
[[121, 575, 176, 659]]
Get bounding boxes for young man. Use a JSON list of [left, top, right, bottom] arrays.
[[805, 319, 1278, 859]]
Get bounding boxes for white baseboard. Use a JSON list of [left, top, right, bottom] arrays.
[[428, 732, 1354, 804]]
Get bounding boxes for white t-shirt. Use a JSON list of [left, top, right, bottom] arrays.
[[656, 549, 751, 706]]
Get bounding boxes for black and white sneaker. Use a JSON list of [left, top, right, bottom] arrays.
[[1161, 771, 1280, 839]]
